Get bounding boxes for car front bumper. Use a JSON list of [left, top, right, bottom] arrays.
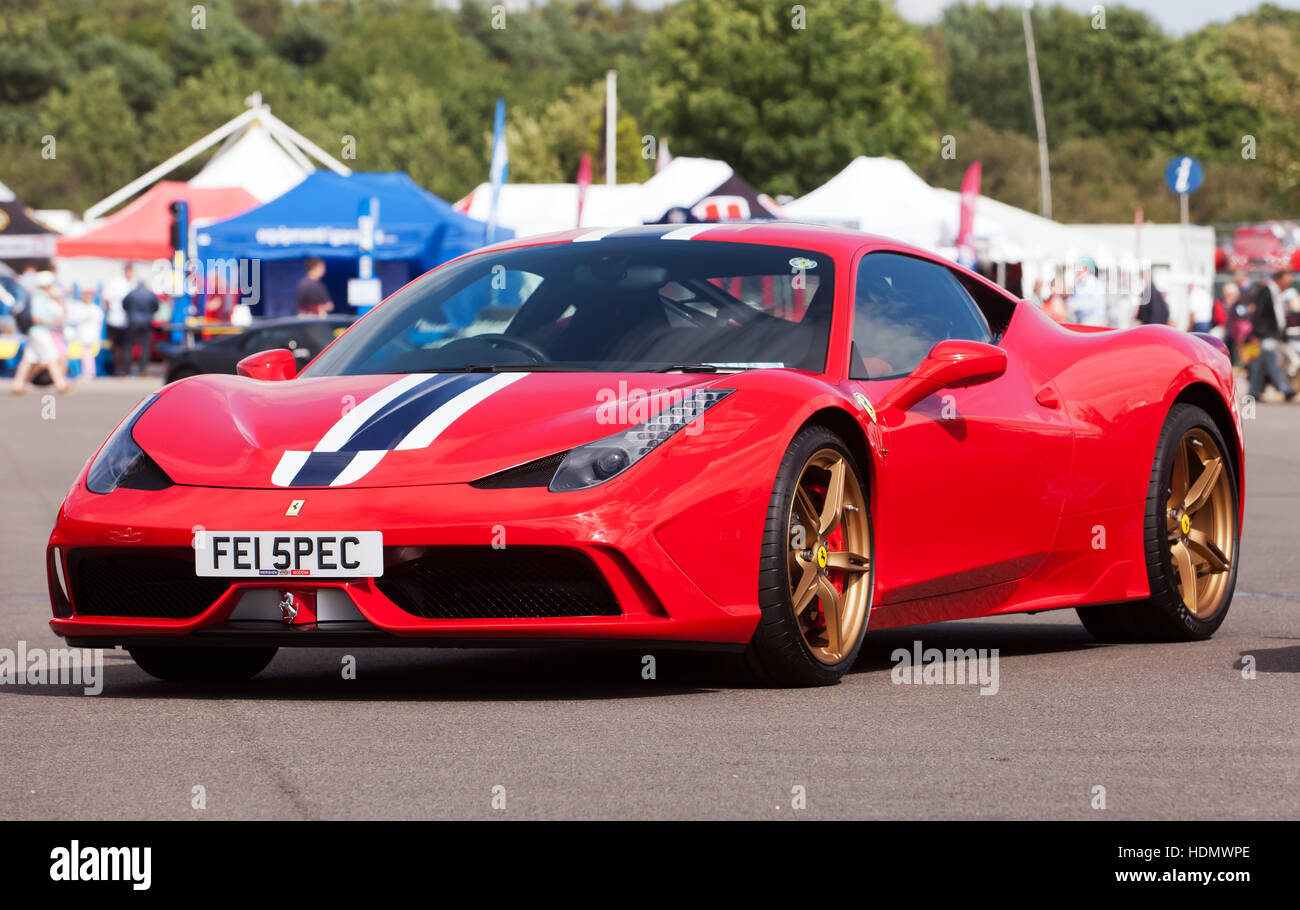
[[47, 475, 766, 649]]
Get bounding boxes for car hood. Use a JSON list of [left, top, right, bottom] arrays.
[[132, 371, 738, 489]]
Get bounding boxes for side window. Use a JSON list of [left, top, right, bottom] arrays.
[[851, 253, 992, 379]]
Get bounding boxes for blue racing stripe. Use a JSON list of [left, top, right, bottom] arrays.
[[339, 373, 488, 452], [289, 452, 358, 487]]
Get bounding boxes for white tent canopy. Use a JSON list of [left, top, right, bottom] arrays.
[[931, 186, 1078, 263], [82, 94, 350, 221], [189, 118, 313, 202], [458, 182, 647, 236], [639, 157, 736, 217], [784, 157, 1003, 254], [456, 157, 750, 237]]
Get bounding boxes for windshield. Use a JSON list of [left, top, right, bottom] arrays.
[[300, 238, 834, 376]]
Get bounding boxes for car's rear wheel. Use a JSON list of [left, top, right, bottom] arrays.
[[128, 646, 277, 682], [745, 426, 874, 686], [1077, 403, 1239, 642]]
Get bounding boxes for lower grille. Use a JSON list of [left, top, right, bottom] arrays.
[[70, 548, 230, 619], [377, 547, 621, 619]]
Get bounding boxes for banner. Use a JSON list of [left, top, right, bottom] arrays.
[[956, 161, 981, 269], [576, 152, 592, 228]]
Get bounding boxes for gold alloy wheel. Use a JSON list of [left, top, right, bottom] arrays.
[[1166, 428, 1235, 619], [787, 449, 872, 665]]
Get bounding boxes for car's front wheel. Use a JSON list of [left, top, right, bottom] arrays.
[[745, 425, 874, 686], [128, 646, 278, 682]]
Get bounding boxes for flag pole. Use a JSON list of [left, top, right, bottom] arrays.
[[605, 71, 617, 186], [1022, 2, 1052, 220]]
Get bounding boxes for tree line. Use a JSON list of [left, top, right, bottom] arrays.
[[1, 0, 1295, 224]]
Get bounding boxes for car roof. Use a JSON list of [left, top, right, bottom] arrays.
[[470, 220, 920, 261]]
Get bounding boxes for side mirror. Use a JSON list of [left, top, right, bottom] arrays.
[[236, 348, 298, 381], [879, 339, 1007, 412]]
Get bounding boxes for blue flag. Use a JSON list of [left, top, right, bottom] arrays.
[[487, 98, 508, 245]]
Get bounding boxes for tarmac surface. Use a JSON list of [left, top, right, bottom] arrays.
[[1, 378, 1296, 819]]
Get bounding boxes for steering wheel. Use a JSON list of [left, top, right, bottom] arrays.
[[439, 333, 549, 363], [658, 292, 712, 326]]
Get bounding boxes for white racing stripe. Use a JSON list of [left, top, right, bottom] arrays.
[[330, 450, 388, 487], [661, 224, 716, 240], [316, 373, 436, 452], [573, 228, 621, 242], [271, 450, 311, 487], [395, 372, 530, 451]]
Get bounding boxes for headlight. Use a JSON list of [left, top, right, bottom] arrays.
[[549, 388, 733, 492], [85, 395, 173, 494]]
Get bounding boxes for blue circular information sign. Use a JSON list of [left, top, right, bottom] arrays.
[[1165, 156, 1203, 195]]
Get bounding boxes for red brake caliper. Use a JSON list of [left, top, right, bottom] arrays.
[[804, 483, 846, 632]]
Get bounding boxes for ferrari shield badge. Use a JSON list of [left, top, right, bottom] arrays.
[[854, 391, 877, 424]]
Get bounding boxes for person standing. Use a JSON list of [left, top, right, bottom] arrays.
[[295, 258, 334, 316], [1247, 269, 1296, 402], [1024, 278, 1046, 307], [68, 287, 105, 379], [1186, 281, 1214, 333], [122, 278, 159, 377], [104, 264, 133, 375], [1220, 283, 1245, 365], [10, 272, 72, 395], [1068, 259, 1107, 326], [1136, 273, 1171, 326]]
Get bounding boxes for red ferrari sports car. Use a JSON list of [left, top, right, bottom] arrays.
[[45, 224, 1243, 686]]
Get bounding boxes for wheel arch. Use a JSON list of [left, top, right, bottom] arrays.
[[1171, 380, 1243, 511], [795, 406, 875, 491]]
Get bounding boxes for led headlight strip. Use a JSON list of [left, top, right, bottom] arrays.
[[85, 394, 173, 494], [549, 388, 734, 492]]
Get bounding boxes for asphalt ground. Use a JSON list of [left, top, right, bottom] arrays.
[[0, 378, 1296, 819]]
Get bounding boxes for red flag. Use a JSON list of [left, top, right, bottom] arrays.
[[956, 161, 981, 268], [576, 153, 593, 227]]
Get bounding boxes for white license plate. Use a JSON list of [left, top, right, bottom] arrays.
[[195, 531, 383, 578]]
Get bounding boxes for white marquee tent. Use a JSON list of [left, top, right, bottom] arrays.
[[456, 157, 771, 237], [188, 118, 315, 202], [784, 157, 1004, 255]]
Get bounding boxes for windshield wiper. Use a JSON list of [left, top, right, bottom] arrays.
[[653, 364, 729, 373], [436, 364, 593, 373]]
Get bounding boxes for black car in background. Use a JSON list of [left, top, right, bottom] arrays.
[[160, 316, 354, 384]]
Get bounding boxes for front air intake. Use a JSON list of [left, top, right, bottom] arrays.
[[69, 548, 230, 619], [376, 546, 620, 619], [469, 451, 569, 489]]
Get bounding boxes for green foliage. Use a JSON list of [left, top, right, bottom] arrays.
[[648, 0, 940, 197], [72, 36, 174, 113], [507, 82, 651, 186], [0, 67, 144, 210], [2, 0, 1299, 223], [0, 15, 74, 104], [273, 4, 335, 67]]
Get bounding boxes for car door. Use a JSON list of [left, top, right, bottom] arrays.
[[847, 251, 1073, 606]]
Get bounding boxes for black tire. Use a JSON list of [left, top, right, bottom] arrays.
[[128, 646, 277, 682], [1077, 403, 1239, 642], [744, 425, 874, 687]]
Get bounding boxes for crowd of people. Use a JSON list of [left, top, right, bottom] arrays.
[[2, 265, 160, 395], [3, 254, 1298, 403], [1022, 260, 1298, 403]]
